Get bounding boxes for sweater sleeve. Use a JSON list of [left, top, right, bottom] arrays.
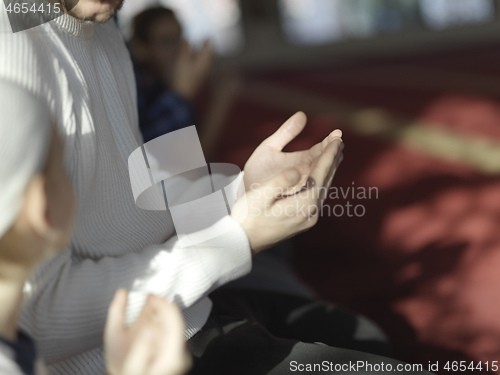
[[21, 215, 251, 364], [1, 83, 252, 364]]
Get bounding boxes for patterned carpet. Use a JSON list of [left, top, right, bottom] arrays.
[[214, 44, 500, 374]]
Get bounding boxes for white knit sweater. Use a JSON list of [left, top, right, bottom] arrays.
[[0, 8, 252, 375]]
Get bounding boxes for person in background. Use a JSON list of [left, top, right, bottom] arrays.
[[0, 83, 191, 375], [129, 7, 239, 155]]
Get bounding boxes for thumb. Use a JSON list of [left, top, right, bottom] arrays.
[[254, 169, 301, 204], [104, 289, 128, 343], [261, 112, 307, 151], [122, 328, 157, 375]]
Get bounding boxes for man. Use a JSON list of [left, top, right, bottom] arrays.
[[0, 1, 432, 374], [129, 7, 210, 143], [129, 6, 239, 156], [0, 83, 191, 375]]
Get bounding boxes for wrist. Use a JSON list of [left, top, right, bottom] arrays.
[[235, 219, 260, 257]]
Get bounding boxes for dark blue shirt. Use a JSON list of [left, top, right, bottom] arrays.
[[0, 331, 37, 375], [134, 61, 196, 143]]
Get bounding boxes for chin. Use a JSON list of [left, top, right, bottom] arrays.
[[66, 0, 124, 23]]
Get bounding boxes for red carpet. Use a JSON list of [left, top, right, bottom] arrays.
[[213, 44, 500, 374]]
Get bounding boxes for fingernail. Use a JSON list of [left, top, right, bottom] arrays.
[[331, 129, 342, 138]]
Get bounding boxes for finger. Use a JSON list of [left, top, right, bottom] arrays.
[[309, 140, 342, 203], [149, 300, 191, 375], [261, 112, 307, 151], [122, 328, 156, 375], [146, 298, 185, 348], [142, 295, 176, 331], [104, 289, 128, 341], [132, 295, 157, 332], [150, 351, 191, 375], [151, 351, 191, 375], [323, 138, 344, 184], [322, 151, 343, 205], [308, 129, 343, 160], [252, 169, 301, 204], [328, 129, 342, 140]]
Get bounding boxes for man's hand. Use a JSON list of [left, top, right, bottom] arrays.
[[243, 112, 343, 194], [105, 290, 191, 375], [233, 112, 343, 254], [170, 40, 213, 101]]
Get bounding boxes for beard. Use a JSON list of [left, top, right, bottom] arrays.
[[62, 0, 125, 23]]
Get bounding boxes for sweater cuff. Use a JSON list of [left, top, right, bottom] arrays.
[[195, 214, 252, 289]]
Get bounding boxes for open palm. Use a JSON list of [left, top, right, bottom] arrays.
[[243, 112, 343, 194]]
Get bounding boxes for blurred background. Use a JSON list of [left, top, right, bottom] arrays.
[[119, 1, 500, 373]]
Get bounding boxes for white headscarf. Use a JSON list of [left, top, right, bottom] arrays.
[[0, 80, 52, 238]]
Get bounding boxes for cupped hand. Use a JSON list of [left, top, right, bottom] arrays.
[[105, 290, 191, 375], [233, 112, 344, 254], [243, 112, 343, 195]]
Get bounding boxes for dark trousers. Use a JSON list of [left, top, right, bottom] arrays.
[[187, 290, 433, 375]]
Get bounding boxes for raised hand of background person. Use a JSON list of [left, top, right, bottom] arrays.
[[105, 290, 191, 375], [169, 39, 214, 101], [232, 112, 343, 254]]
